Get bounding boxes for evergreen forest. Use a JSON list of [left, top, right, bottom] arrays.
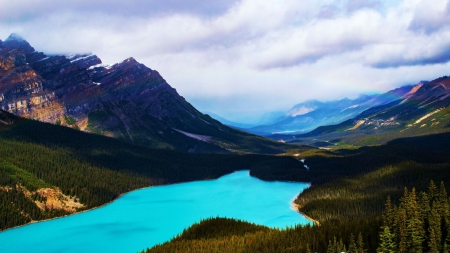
[[143, 132, 450, 252], [144, 182, 450, 253], [0, 110, 307, 230], [2, 108, 450, 252]]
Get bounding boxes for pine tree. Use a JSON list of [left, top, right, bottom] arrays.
[[428, 202, 441, 253], [306, 243, 312, 253], [419, 191, 431, 252], [396, 207, 408, 253], [428, 180, 438, 201], [337, 238, 345, 253], [406, 188, 424, 253], [357, 232, 365, 253], [383, 196, 396, 230], [326, 240, 335, 253], [378, 226, 396, 253], [347, 233, 358, 253]]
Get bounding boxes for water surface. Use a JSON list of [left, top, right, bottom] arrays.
[[0, 170, 310, 253]]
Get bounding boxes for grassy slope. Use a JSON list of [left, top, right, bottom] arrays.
[[276, 100, 450, 148]]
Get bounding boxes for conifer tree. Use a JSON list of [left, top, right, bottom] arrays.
[[428, 202, 441, 253], [406, 188, 424, 253], [347, 233, 358, 253], [357, 232, 365, 253], [378, 227, 396, 253], [382, 196, 395, 231], [428, 180, 438, 202], [306, 243, 312, 253], [396, 207, 408, 253], [337, 238, 346, 253], [326, 240, 334, 253]]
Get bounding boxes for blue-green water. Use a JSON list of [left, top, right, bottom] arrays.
[[0, 171, 310, 253]]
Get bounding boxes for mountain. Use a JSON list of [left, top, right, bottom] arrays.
[[274, 75, 450, 147], [245, 86, 413, 136], [203, 111, 256, 129], [255, 111, 285, 125], [0, 33, 290, 154]]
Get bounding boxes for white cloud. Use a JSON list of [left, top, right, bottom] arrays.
[[409, 0, 450, 34], [1, 0, 449, 123]]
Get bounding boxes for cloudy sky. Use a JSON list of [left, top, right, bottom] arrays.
[[1, 0, 450, 123]]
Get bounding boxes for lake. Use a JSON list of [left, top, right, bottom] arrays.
[[0, 170, 311, 253]]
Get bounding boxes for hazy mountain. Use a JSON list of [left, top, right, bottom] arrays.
[[271, 75, 450, 147], [203, 111, 256, 129], [245, 86, 413, 136], [0, 33, 289, 154], [255, 111, 285, 125]]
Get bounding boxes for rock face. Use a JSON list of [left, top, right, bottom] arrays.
[[0, 34, 287, 154]]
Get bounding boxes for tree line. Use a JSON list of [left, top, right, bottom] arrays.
[[0, 111, 305, 230]]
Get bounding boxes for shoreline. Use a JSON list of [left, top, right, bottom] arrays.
[[1, 171, 313, 233], [0, 171, 234, 233], [291, 202, 320, 226], [0, 172, 234, 233], [0, 184, 157, 233]]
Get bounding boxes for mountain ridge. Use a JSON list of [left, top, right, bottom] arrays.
[[0, 33, 290, 154], [272, 75, 450, 147], [245, 85, 413, 136]]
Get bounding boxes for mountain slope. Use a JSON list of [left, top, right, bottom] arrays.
[[0, 34, 289, 154], [276, 75, 450, 147], [246, 86, 413, 136]]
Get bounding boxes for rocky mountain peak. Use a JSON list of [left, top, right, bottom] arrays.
[[2, 33, 35, 54], [0, 33, 287, 154], [5, 33, 25, 42], [123, 57, 137, 63]]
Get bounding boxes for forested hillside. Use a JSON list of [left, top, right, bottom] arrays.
[[294, 132, 450, 222], [0, 110, 308, 230], [144, 217, 378, 253], [144, 182, 450, 253], [143, 132, 450, 253]]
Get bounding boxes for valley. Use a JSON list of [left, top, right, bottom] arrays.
[[267, 76, 450, 148], [1, 32, 450, 253]]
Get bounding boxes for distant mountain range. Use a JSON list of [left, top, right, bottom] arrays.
[[0, 34, 289, 154], [270, 75, 450, 147], [203, 112, 256, 129], [242, 85, 413, 136]]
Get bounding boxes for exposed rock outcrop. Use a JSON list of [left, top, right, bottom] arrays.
[[0, 33, 287, 154]]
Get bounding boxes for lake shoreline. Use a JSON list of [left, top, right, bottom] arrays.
[[1, 170, 313, 233], [0, 184, 156, 233], [291, 202, 320, 226]]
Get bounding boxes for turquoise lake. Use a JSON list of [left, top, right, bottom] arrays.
[[0, 170, 311, 253]]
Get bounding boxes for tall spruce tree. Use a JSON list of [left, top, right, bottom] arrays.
[[378, 227, 396, 253], [348, 233, 358, 253]]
